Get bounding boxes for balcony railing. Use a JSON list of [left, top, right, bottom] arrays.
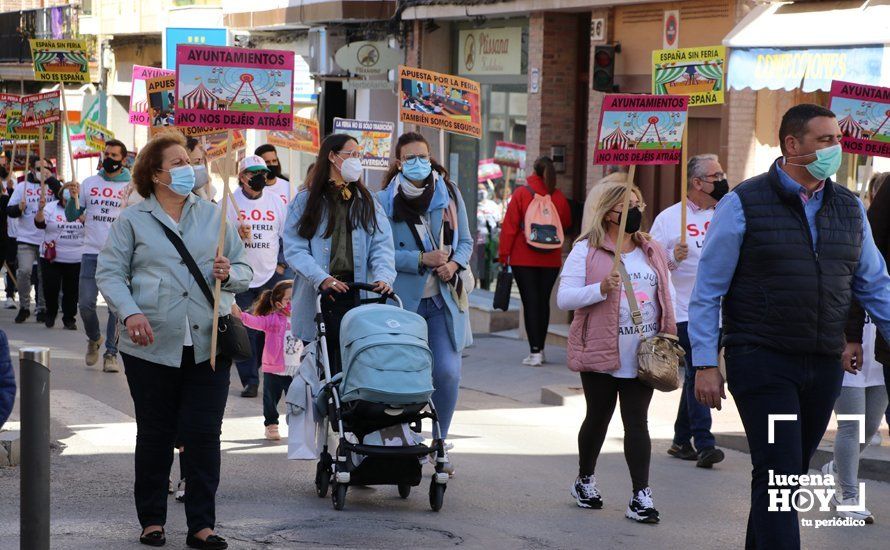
[[0, 5, 78, 64]]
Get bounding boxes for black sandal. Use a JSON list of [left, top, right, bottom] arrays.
[[139, 528, 166, 547], [186, 533, 227, 549]]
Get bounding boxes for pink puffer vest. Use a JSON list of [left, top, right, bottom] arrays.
[[567, 235, 676, 373]]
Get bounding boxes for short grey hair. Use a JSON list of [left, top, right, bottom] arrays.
[[687, 154, 719, 185]]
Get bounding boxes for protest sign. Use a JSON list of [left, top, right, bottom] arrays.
[[70, 133, 99, 159], [493, 141, 526, 169], [267, 115, 320, 154], [478, 159, 504, 183], [0, 94, 17, 131], [29, 39, 90, 83], [332, 118, 393, 169], [130, 66, 174, 125], [175, 45, 295, 130], [84, 119, 114, 151], [830, 80, 890, 159], [204, 130, 246, 161], [398, 66, 482, 139], [21, 91, 61, 128], [593, 95, 689, 166], [652, 46, 725, 106], [146, 74, 177, 128], [3, 105, 55, 140]]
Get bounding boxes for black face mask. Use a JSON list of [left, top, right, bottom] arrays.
[[266, 164, 281, 180], [103, 157, 123, 174], [611, 206, 643, 234], [0, 166, 7, 179], [708, 178, 729, 201], [248, 173, 267, 192]]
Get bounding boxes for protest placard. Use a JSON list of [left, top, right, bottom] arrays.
[[478, 159, 504, 183], [21, 91, 61, 129], [0, 94, 18, 132], [267, 115, 320, 154], [175, 45, 295, 130], [146, 74, 177, 128], [204, 130, 246, 161], [830, 80, 890, 159], [84, 119, 114, 151], [493, 141, 526, 169], [652, 46, 725, 107], [130, 66, 174, 125], [70, 133, 99, 159], [593, 95, 689, 166], [398, 66, 482, 139], [2, 105, 55, 140], [332, 118, 394, 169], [29, 39, 90, 83]]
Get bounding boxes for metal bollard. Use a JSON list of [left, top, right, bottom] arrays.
[[20, 347, 50, 550]]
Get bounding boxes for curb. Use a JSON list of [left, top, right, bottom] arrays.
[[0, 430, 20, 467]]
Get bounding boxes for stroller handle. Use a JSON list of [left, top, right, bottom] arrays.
[[316, 281, 403, 310]]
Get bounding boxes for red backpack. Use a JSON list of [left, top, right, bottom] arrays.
[[522, 187, 564, 250]]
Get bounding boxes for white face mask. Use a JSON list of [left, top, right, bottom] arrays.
[[338, 156, 363, 183], [193, 165, 209, 190]]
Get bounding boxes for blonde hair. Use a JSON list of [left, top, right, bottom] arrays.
[[577, 179, 646, 249]]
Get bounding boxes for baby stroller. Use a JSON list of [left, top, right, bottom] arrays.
[[313, 282, 449, 511]]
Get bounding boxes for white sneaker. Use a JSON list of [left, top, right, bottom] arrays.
[[821, 460, 836, 476], [3, 298, 15, 309], [522, 353, 543, 367], [571, 475, 603, 509], [835, 495, 875, 524], [870, 432, 882, 446], [175, 479, 185, 503]]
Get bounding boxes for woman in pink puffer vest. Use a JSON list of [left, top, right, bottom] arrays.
[[557, 179, 676, 525]]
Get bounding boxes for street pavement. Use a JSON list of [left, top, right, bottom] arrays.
[[2, 303, 890, 549]]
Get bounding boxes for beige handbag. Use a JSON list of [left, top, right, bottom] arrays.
[[618, 262, 685, 392]]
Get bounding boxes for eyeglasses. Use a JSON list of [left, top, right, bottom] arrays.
[[402, 154, 429, 163], [701, 172, 726, 180], [337, 151, 362, 160]]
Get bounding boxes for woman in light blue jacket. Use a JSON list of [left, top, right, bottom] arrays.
[[377, 132, 473, 475], [97, 132, 251, 550], [283, 133, 395, 369]]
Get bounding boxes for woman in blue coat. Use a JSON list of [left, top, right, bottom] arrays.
[[283, 133, 395, 369], [378, 132, 473, 475]]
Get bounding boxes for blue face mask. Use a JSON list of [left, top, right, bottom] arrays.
[[786, 144, 842, 181], [161, 165, 196, 196], [401, 157, 432, 182], [62, 189, 71, 201]]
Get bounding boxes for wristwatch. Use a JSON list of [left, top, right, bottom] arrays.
[[695, 365, 719, 370]]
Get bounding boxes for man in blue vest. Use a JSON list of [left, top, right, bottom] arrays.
[[690, 104, 890, 549]]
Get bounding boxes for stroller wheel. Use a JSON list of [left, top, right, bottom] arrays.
[[332, 482, 348, 511], [315, 459, 331, 498], [429, 480, 446, 512], [398, 483, 411, 499]]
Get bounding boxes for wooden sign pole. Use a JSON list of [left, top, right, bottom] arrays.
[[38, 126, 46, 197], [679, 124, 689, 245], [209, 129, 235, 369], [611, 165, 637, 272], [58, 87, 80, 210], [20, 142, 32, 212], [438, 128, 446, 166], [288, 147, 296, 198]]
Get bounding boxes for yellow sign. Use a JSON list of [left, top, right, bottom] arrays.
[[29, 39, 90, 83], [652, 46, 725, 107], [84, 119, 113, 151]]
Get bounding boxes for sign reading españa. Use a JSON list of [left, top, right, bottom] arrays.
[[398, 66, 482, 139], [652, 46, 725, 106], [29, 39, 90, 83]]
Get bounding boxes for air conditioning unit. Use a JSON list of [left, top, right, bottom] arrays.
[[308, 27, 346, 75]]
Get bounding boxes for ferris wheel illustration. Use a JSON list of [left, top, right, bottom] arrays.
[[203, 67, 289, 112], [622, 111, 685, 147]]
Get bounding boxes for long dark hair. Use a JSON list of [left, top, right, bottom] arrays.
[[534, 156, 557, 193], [251, 280, 293, 316], [382, 132, 452, 191], [297, 134, 379, 239]]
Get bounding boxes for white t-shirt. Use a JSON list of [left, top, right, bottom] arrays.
[[557, 241, 673, 379], [267, 177, 291, 206], [226, 187, 287, 288], [844, 315, 886, 388], [79, 173, 130, 255], [8, 180, 46, 246], [649, 201, 714, 323], [40, 201, 85, 263]]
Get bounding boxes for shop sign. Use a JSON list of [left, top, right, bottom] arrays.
[[334, 41, 400, 77], [663, 11, 679, 50], [342, 80, 394, 91], [458, 27, 522, 76]]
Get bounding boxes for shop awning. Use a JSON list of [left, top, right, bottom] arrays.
[[724, 1, 890, 92]]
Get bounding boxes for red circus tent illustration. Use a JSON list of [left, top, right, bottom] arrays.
[[601, 126, 631, 150], [133, 99, 148, 113], [182, 83, 218, 110], [838, 115, 865, 139]]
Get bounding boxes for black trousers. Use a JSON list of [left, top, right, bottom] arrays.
[[725, 344, 843, 550], [40, 259, 79, 323], [578, 372, 654, 492], [263, 373, 292, 426], [321, 285, 361, 375], [3, 236, 15, 299], [512, 265, 560, 353], [122, 348, 231, 535]]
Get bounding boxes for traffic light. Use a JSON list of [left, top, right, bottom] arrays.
[[592, 45, 617, 92]]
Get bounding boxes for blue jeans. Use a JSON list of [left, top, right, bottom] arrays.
[[234, 274, 283, 388], [417, 297, 461, 439], [672, 322, 716, 451], [725, 344, 843, 550], [79, 254, 118, 356]]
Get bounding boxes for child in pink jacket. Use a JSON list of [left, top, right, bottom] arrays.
[[233, 279, 301, 440]]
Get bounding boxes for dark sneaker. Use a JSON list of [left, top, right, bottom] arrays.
[[696, 447, 725, 469], [667, 442, 697, 461], [626, 487, 660, 524], [241, 384, 258, 398], [14, 309, 30, 324], [35, 310, 45, 323], [571, 475, 603, 509], [44, 316, 56, 328], [62, 319, 77, 330]]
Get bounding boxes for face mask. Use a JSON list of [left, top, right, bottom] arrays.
[[102, 156, 123, 174], [401, 157, 432, 182], [0, 166, 7, 179], [193, 165, 209, 190], [338, 156, 363, 183], [610, 206, 643, 234], [281, 303, 292, 316], [248, 173, 267, 192], [786, 144, 842, 181], [62, 189, 71, 201], [708, 179, 729, 201], [161, 165, 195, 196], [266, 164, 281, 179]]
